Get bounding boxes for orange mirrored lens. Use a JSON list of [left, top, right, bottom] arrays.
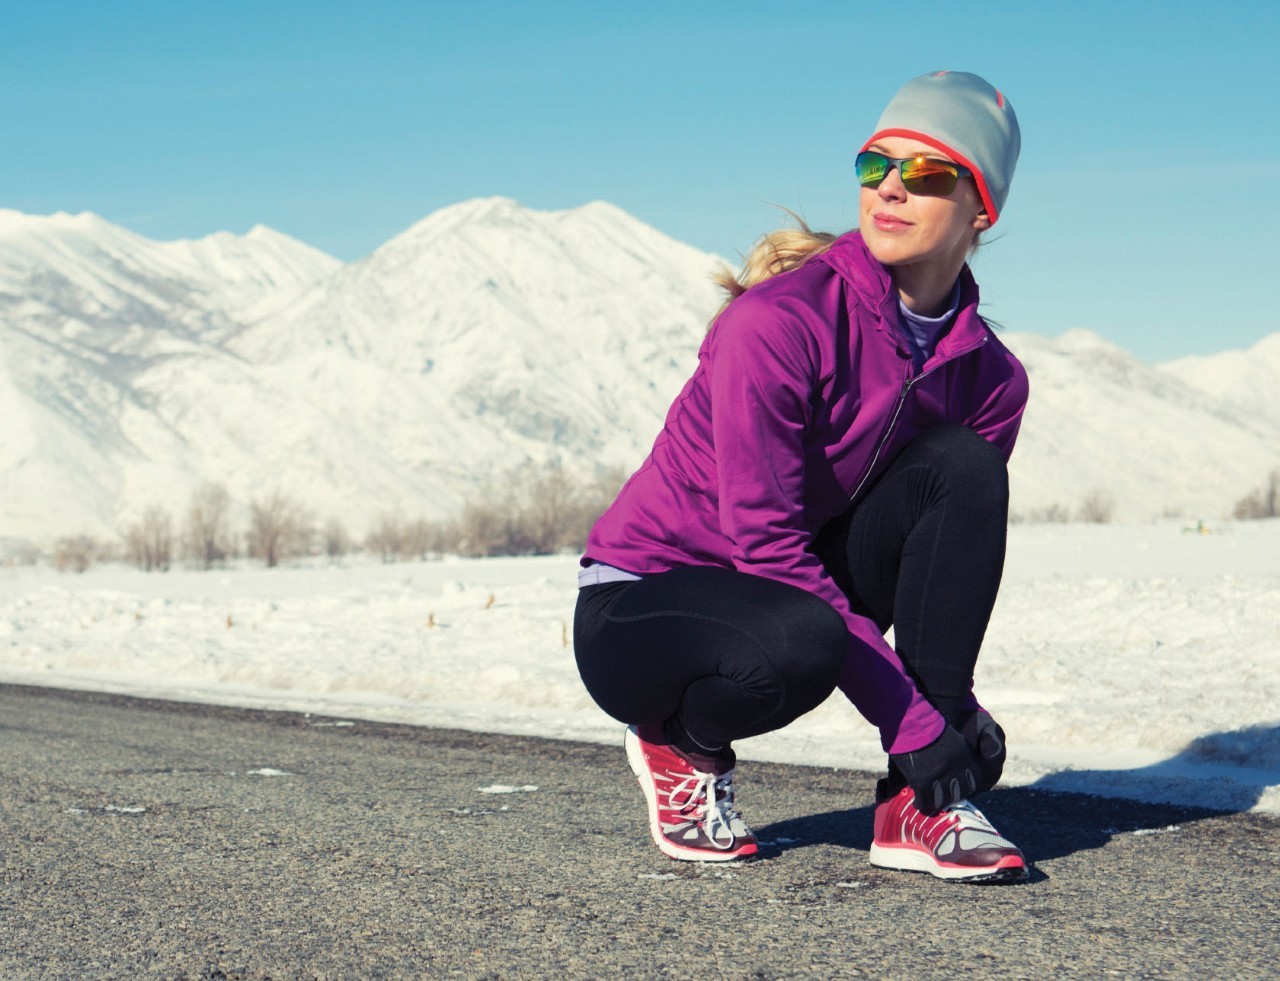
[[856, 151, 964, 197], [898, 157, 961, 195]]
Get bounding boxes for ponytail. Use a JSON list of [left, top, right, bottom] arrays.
[[710, 213, 838, 326]]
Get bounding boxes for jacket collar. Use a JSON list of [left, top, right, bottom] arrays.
[[820, 230, 990, 360]]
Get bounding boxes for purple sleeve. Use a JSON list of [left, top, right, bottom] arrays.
[[969, 346, 1030, 462], [707, 300, 945, 753]]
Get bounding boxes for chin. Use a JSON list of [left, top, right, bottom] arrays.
[[861, 230, 913, 267]]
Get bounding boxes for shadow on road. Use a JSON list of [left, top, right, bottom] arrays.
[[753, 725, 1278, 865], [753, 803, 875, 855], [1028, 723, 1279, 811]]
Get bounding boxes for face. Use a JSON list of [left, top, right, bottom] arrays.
[[857, 136, 990, 279]]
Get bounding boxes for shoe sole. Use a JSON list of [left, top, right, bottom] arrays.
[[624, 727, 757, 863], [869, 842, 1028, 883]]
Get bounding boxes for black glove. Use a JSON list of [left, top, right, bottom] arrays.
[[958, 709, 1007, 793], [889, 725, 980, 815]]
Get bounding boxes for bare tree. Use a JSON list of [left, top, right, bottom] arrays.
[[355, 462, 628, 563], [1233, 469, 1280, 520], [571, 465, 628, 546], [1010, 503, 1071, 525], [365, 512, 409, 563], [520, 463, 584, 553], [123, 505, 174, 572], [246, 492, 312, 568], [1076, 488, 1115, 524], [421, 517, 464, 557], [364, 512, 454, 562], [53, 534, 103, 574], [404, 517, 452, 560], [322, 517, 352, 559], [456, 494, 514, 557], [183, 482, 233, 570], [451, 461, 629, 558]]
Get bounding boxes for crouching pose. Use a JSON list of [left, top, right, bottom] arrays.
[[575, 70, 1029, 882]]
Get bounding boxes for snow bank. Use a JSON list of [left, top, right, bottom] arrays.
[[1, 521, 1276, 814]]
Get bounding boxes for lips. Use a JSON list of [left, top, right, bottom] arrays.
[[873, 212, 912, 232]]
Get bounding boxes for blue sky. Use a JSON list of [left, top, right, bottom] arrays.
[[4, 1, 1278, 361]]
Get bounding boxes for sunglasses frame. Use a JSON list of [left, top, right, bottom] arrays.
[[855, 150, 973, 197]]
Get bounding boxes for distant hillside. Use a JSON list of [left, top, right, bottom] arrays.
[[1003, 329, 1279, 521], [1, 201, 1277, 544]]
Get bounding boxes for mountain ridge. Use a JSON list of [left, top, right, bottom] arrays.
[[1, 201, 1277, 544]]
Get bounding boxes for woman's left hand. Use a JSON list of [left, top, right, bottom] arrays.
[[889, 725, 980, 814], [958, 709, 1007, 792]]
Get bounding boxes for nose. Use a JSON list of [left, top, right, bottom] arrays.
[[877, 163, 908, 202]]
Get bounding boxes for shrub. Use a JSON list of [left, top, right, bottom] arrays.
[[453, 461, 627, 557], [1232, 469, 1280, 520], [404, 517, 450, 559], [322, 517, 353, 559], [1009, 503, 1072, 525], [246, 492, 312, 568], [365, 511, 409, 562], [53, 534, 105, 574], [182, 482, 234, 569], [123, 505, 174, 571], [1076, 488, 1115, 524]]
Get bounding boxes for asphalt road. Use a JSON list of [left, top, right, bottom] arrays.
[[2, 683, 1277, 979]]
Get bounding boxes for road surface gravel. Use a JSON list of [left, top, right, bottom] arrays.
[[2, 684, 1276, 978]]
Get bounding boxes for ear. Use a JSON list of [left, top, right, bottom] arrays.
[[972, 209, 992, 232]]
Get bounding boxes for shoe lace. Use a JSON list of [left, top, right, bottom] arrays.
[[943, 799, 997, 834], [668, 769, 740, 850]]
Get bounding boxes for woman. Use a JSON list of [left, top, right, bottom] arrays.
[[574, 71, 1029, 882]]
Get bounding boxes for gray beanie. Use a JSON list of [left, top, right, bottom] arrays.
[[861, 70, 1020, 224]]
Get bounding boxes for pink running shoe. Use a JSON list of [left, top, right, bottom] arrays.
[[624, 723, 758, 862], [870, 783, 1027, 882]]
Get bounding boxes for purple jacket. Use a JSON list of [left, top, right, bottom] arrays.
[[583, 231, 1029, 754]]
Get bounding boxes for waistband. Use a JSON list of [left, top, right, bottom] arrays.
[[577, 562, 643, 588]]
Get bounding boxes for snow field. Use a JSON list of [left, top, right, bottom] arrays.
[[1, 521, 1276, 814]]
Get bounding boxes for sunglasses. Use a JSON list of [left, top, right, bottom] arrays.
[[855, 150, 972, 197]]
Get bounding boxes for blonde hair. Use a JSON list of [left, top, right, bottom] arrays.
[[708, 211, 988, 328], [710, 213, 838, 325]]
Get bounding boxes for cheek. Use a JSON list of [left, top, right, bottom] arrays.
[[857, 186, 883, 227], [915, 197, 975, 242], [909, 195, 947, 223]]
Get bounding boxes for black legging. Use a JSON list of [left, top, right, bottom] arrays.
[[573, 424, 1009, 754]]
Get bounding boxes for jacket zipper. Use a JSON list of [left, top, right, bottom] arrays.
[[846, 335, 989, 505], [847, 370, 913, 505]]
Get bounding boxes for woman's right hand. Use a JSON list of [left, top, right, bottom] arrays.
[[888, 725, 980, 814]]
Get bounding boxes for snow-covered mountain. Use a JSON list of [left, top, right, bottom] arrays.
[[0, 209, 339, 344], [1002, 329, 1279, 521], [1160, 333, 1280, 434], [0, 200, 722, 542], [1, 200, 1277, 544], [222, 196, 719, 488], [0, 210, 343, 540]]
